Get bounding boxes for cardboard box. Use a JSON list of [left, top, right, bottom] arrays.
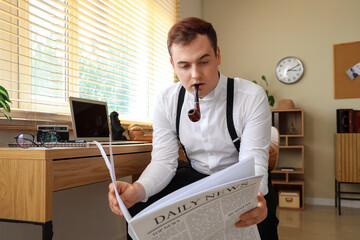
[[279, 190, 300, 208]]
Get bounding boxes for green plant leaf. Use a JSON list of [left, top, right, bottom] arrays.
[[0, 110, 12, 121], [268, 95, 275, 107], [0, 98, 11, 112], [0, 85, 11, 102], [261, 75, 268, 87], [253, 76, 275, 108], [0, 94, 6, 102], [3, 112, 12, 121]]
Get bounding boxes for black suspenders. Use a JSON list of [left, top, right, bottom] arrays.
[[176, 87, 191, 161], [226, 78, 241, 152], [176, 78, 241, 162]]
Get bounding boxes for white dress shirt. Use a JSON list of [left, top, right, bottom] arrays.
[[136, 73, 271, 200]]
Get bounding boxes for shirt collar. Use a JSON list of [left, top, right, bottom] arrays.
[[184, 73, 227, 102], [200, 72, 227, 101]]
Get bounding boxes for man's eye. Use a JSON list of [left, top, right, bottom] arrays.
[[179, 65, 189, 69], [200, 61, 209, 65]]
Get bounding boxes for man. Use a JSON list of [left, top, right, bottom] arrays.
[[109, 17, 278, 239]]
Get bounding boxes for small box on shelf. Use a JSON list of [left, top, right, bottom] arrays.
[[279, 190, 300, 208]]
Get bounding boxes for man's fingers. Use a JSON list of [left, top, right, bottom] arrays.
[[108, 182, 123, 216], [235, 192, 268, 228]]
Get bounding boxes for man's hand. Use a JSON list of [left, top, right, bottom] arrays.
[[108, 181, 146, 216], [235, 192, 267, 227]]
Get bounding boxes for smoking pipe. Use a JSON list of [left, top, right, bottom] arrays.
[[188, 84, 201, 122]]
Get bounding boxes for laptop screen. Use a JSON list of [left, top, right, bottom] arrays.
[[69, 97, 111, 142]]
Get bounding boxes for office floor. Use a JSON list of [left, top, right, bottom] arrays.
[[277, 205, 360, 240]]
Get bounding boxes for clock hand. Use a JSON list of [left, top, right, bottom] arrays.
[[288, 64, 300, 71]]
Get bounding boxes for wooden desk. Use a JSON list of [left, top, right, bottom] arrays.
[[0, 143, 152, 239]]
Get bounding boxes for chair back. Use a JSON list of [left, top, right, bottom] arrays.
[[268, 126, 280, 171]]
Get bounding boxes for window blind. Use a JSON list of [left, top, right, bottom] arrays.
[[0, 0, 179, 123]]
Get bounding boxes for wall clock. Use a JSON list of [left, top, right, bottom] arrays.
[[275, 56, 304, 84]]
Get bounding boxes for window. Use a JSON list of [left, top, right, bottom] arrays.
[[0, 0, 179, 123]]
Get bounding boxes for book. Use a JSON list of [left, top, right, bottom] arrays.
[[94, 141, 262, 240], [281, 167, 295, 171], [353, 110, 360, 133], [336, 109, 353, 133], [272, 112, 280, 132]]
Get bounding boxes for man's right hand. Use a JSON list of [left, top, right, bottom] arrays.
[[108, 181, 146, 216]]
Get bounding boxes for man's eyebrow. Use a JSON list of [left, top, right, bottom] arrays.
[[199, 54, 211, 59], [176, 54, 211, 65]]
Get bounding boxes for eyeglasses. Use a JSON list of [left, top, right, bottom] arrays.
[[14, 133, 58, 148]]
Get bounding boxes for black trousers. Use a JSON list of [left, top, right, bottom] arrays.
[[127, 161, 279, 240]]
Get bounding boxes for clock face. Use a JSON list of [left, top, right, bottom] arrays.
[[275, 57, 304, 84]]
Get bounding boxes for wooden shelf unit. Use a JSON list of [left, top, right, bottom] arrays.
[[271, 109, 305, 210]]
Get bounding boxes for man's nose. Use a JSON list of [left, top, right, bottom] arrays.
[[191, 65, 201, 79]]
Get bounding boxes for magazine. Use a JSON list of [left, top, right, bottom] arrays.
[[94, 141, 262, 240]]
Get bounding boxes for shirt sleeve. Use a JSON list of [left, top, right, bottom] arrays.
[[135, 87, 180, 201], [238, 85, 271, 195]]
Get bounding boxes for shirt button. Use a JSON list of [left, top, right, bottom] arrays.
[[203, 115, 206, 119], [204, 138, 208, 143]]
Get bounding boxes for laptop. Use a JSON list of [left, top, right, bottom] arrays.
[[69, 97, 145, 145]]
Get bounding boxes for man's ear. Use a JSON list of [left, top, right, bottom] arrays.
[[170, 57, 174, 67], [170, 57, 176, 72], [216, 46, 221, 65]]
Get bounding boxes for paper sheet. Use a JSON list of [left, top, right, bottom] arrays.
[[93, 140, 133, 222]]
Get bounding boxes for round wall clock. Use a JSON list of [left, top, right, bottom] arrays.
[[275, 56, 304, 84]]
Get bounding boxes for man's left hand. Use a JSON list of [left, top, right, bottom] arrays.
[[235, 192, 267, 227]]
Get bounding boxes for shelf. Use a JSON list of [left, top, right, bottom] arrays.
[[279, 134, 304, 138], [275, 147, 304, 170], [272, 109, 304, 136], [272, 182, 305, 211], [272, 168, 304, 174], [272, 180, 304, 185], [279, 145, 304, 149], [271, 108, 305, 210]]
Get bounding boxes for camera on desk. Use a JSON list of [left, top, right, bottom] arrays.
[[37, 125, 69, 142]]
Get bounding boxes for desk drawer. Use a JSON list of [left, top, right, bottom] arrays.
[[53, 152, 151, 191]]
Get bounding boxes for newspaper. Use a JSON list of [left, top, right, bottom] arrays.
[[94, 141, 261, 240]]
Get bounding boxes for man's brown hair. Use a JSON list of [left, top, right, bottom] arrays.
[[167, 17, 217, 57]]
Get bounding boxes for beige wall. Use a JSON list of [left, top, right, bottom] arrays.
[[202, 0, 360, 202], [180, 0, 202, 18]]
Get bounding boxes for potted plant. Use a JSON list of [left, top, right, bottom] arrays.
[[0, 85, 12, 121], [253, 75, 275, 107]]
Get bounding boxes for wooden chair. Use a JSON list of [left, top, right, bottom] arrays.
[[268, 126, 280, 171]]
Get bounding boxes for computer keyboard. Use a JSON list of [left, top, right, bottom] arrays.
[[8, 141, 89, 148]]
